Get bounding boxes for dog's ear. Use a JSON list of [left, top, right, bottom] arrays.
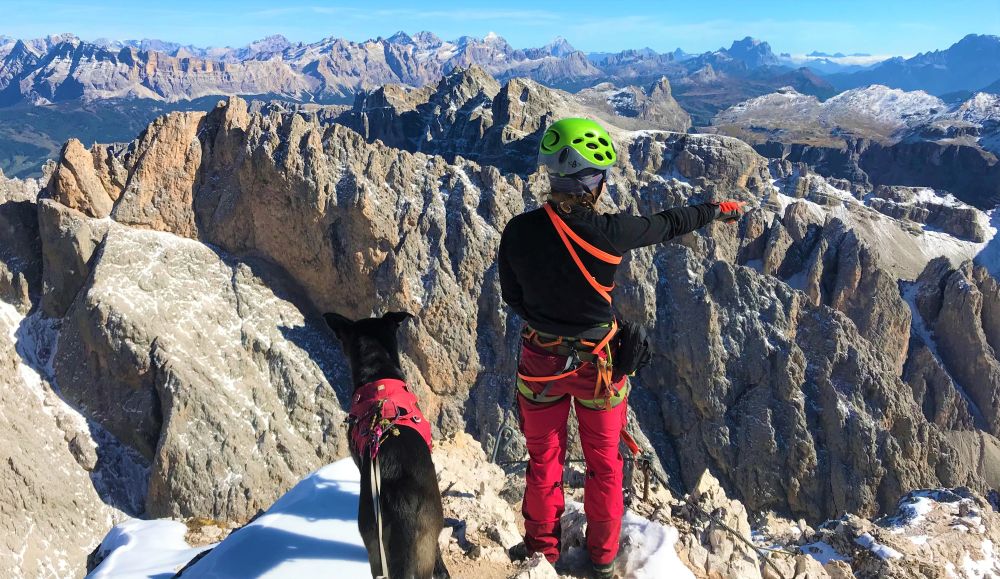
[[382, 311, 413, 328], [323, 312, 354, 337]]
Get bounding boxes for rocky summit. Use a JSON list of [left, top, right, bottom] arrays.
[[1, 59, 1000, 578]]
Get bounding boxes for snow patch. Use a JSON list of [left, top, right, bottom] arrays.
[[618, 510, 695, 578], [855, 532, 904, 560], [89, 459, 369, 578], [801, 540, 851, 565], [87, 520, 211, 579], [560, 501, 695, 578], [961, 539, 996, 579]]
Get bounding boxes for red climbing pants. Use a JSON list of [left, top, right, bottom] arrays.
[[517, 391, 628, 566]]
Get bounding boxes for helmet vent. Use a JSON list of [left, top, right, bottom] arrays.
[[606, 150, 614, 159], [558, 149, 569, 163], [594, 153, 604, 161], [572, 138, 584, 144], [586, 142, 598, 150], [598, 137, 609, 146], [585, 132, 595, 137]]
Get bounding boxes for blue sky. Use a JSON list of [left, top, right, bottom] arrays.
[[3, 0, 999, 56]]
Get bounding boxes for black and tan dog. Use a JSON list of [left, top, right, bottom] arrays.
[[324, 311, 449, 579]]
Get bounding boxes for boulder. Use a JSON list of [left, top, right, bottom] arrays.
[[802, 488, 1000, 579]]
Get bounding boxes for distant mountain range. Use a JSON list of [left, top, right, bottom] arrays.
[[827, 34, 1000, 96], [1, 30, 999, 179], [2, 31, 998, 113], [2, 30, 997, 122], [0, 31, 833, 117]]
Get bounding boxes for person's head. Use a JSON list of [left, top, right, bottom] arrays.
[[538, 118, 616, 209]]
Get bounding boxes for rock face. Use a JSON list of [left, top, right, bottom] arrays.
[[54, 223, 352, 520], [912, 258, 1000, 437], [38, 95, 997, 527], [0, 170, 43, 312], [868, 185, 986, 242], [110, 111, 205, 237], [801, 488, 1000, 579], [337, 66, 691, 175], [36, 199, 112, 318], [0, 304, 128, 579], [757, 137, 1000, 209], [43, 139, 120, 218], [644, 246, 953, 521], [0, 201, 40, 312]]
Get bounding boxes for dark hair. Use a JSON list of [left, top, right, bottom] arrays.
[[548, 169, 606, 211]]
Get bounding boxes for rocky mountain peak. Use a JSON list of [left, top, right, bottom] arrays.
[[412, 30, 443, 47], [953, 33, 1000, 52], [386, 30, 414, 44], [2, 38, 37, 64], [541, 36, 576, 57], [648, 75, 674, 97], [726, 36, 780, 67], [245, 34, 291, 55]]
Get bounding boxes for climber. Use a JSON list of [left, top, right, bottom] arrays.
[[497, 118, 745, 578]]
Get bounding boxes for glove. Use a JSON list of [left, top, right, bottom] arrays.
[[712, 200, 747, 223]]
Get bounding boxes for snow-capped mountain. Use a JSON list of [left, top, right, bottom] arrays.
[[716, 83, 1000, 157], [715, 84, 947, 142]]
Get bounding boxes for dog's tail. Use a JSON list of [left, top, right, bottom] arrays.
[[433, 547, 451, 579]]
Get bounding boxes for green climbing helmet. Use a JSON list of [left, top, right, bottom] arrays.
[[538, 118, 616, 176]]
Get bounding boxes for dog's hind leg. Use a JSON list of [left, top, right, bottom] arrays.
[[432, 546, 451, 579]]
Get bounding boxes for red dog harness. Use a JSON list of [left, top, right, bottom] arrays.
[[348, 379, 433, 458]]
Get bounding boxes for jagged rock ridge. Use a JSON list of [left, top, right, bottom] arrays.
[[35, 93, 1000, 527]]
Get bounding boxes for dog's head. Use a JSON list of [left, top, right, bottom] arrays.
[[323, 311, 413, 388]]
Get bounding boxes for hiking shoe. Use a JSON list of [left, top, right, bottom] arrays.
[[591, 562, 616, 579], [507, 542, 529, 562]]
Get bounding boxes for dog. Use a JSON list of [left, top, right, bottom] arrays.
[[324, 311, 450, 579]]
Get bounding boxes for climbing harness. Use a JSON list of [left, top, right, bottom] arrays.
[[349, 379, 433, 579], [514, 203, 623, 409]]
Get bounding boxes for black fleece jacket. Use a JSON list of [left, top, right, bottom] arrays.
[[498, 201, 717, 336]]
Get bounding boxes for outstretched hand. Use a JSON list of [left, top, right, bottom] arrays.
[[713, 200, 748, 224]]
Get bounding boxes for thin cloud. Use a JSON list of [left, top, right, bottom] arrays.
[[244, 6, 559, 24], [245, 6, 357, 18]]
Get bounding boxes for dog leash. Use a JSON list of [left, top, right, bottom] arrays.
[[370, 426, 390, 579]]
